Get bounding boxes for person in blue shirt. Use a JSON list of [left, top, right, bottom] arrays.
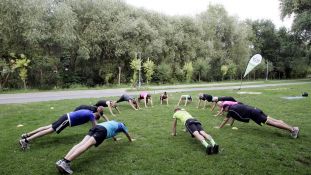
[[56, 120, 133, 174], [74, 105, 110, 121], [19, 108, 105, 150]]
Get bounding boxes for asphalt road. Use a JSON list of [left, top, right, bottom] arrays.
[[0, 81, 310, 104]]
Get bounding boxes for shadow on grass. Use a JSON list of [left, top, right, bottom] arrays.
[[29, 133, 86, 149]]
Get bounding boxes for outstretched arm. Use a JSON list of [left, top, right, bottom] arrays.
[[102, 114, 110, 121], [107, 103, 116, 116], [218, 117, 230, 128], [91, 120, 97, 128], [115, 106, 120, 113], [197, 100, 201, 108], [211, 102, 216, 111], [129, 100, 138, 110], [144, 97, 148, 108], [184, 98, 188, 106], [171, 118, 177, 136], [214, 108, 224, 117], [177, 97, 182, 106], [124, 132, 133, 142], [150, 97, 153, 107]]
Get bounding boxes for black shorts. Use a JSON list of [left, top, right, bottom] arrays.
[[88, 125, 107, 147], [250, 108, 268, 125], [160, 95, 167, 100], [218, 97, 236, 102], [185, 119, 203, 137], [52, 114, 69, 134], [117, 95, 131, 103]]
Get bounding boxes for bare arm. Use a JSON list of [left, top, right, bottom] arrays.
[[124, 132, 132, 142], [197, 100, 201, 108], [91, 120, 97, 128], [129, 100, 138, 110], [214, 108, 224, 117], [218, 117, 230, 128], [184, 98, 188, 106], [211, 102, 216, 111], [102, 114, 110, 121], [171, 118, 177, 136], [144, 97, 147, 108], [115, 106, 120, 113], [150, 97, 153, 107], [177, 97, 181, 106], [107, 103, 115, 116]]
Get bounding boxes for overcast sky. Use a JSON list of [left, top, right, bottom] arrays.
[[124, 0, 293, 29]]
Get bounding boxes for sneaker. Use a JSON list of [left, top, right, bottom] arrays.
[[291, 127, 300, 139], [56, 160, 62, 166], [57, 160, 73, 174], [21, 133, 28, 139], [19, 139, 28, 150], [206, 145, 213, 155], [212, 144, 219, 154]]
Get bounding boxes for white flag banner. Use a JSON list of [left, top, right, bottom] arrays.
[[243, 54, 262, 78]]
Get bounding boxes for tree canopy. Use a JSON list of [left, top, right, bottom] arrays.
[[0, 0, 309, 89]]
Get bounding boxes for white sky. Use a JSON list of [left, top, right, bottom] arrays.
[[124, 0, 293, 29]]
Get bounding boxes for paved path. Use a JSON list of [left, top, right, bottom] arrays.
[[0, 81, 310, 104]]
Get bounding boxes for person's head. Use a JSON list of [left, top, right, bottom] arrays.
[[222, 104, 230, 112], [95, 106, 104, 120], [132, 99, 138, 109], [174, 107, 185, 112], [116, 122, 128, 133], [217, 101, 223, 107], [111, 101, 117, 108], [198, 93, 203, 100], [164, 92, 167, 95], [212, 96, 218, 102], [147, 94, 151, 99], [188, 96, 192, 101]]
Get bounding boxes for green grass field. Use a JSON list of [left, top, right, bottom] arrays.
[[0, 84, 310, 175]]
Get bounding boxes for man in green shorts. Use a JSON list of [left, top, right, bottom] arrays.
[[171, 108, 219, 155]]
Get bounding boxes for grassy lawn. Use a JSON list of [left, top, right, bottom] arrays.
[[0, 84, 310, 175]]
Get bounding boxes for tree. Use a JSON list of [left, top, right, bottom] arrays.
[[0, 59, 14, 89], [183, 61, 193, 83], [12, 54, 31, 89], [280, 0, 311, 42], [143, 58, 155, 84], [193, 57, 211, 82], [130, 56, 142, 87]]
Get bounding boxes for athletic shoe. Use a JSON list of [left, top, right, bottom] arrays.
[[206, 145, 213, 155], [19, 139, 28, 150], [21, 133, 28, 139], [291, 127, 300, 139], [56, 160, 62, 166], [57, 160, 73, 174], [212, 144, 219, 154]]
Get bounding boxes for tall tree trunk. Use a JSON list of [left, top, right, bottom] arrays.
[[118, 66, 121, 85], [23, 80, 26, 89]]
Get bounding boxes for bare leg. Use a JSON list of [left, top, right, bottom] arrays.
[[65, 136, 96, 161], [177, 98, 182, 106], [27, 126, 54, 142], [198, 130, 211, 140], [266, 117, 294, 132], [65, 135, 92, 159], [27, 125, 51, 137], [192, 131, 205, 141]]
